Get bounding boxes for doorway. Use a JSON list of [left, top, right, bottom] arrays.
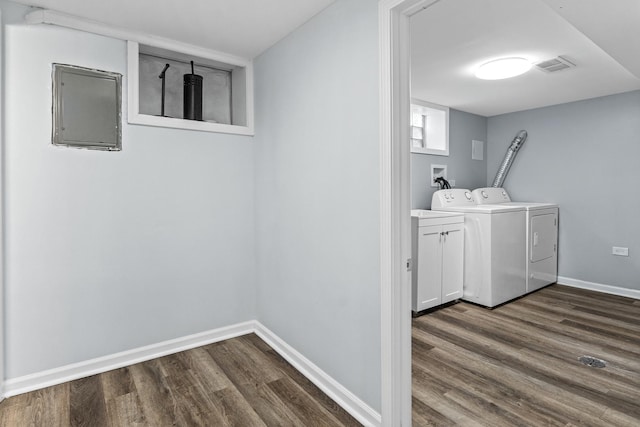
[[380, 0, 640, 425]]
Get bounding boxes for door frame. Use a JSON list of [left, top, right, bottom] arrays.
[[379, 0, 438, 425], [1, 7, 5, 402]]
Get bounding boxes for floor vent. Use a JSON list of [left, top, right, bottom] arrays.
[[535, 56, 575, 73], [579, 355, 606, 368]]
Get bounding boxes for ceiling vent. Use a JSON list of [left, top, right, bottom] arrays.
[[535, 56, 575, 73]]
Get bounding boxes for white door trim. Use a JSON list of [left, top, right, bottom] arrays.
[[0, 7, 5, 403], [379, 0, 439, 425]]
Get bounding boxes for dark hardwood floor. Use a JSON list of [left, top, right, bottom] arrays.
[[412, 284, 640, 426], [0, 333, 361, 426], [4, 284, 637, 426]]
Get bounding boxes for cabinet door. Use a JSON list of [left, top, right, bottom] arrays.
[[441, 223, 464, 303], [416, 225, 442, 311]]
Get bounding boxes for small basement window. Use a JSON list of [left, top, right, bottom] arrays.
[[410, 99, 449, 156], [139, 54, 232, 124], [128, 41, 254, 136]]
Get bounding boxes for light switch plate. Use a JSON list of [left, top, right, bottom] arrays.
[[612, 246, 629, 256]]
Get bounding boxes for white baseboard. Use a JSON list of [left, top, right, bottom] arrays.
[[4, 320, 382, 426], [557, 276, 640, 300], [4, 321, 254, 398], [254, 323, 382, 427]]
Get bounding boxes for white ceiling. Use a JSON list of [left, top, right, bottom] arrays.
[[12, 0, 640, 116], [410, 0, 640, 117], [11, 0, 336, 59]]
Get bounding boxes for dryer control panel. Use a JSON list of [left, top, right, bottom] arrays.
[[431, 189, 476, 208], [472, 187, 512, 204]]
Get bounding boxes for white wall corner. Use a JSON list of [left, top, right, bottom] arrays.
[[557, 276, 640, 300], [3, 320, 381, 426], [253, 322, 382, 427]]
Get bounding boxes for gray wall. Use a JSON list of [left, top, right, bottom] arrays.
[[412, 109, 487, 208], [253, 0, 381, 411], [2, 0, 382, 411], [487, 90, 640, 290], [3, 3, 256, 378]]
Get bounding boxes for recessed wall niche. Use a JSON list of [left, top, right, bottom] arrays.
[[127, 41, 254, 136]]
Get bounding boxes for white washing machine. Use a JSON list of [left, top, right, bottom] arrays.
[[432, 189, 527, 307], [472, 187, 558, 293]]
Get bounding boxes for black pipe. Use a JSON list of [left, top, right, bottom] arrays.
[[184, 60, 203, 121], [158, 63, 170, 117], [434, 177, 451, 189]]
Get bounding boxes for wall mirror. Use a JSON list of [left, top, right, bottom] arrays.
[[410, 99, 449, 156], [52, 63, 122, 151]]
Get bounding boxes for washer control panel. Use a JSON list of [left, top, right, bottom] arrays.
[[431, 189, 476, 208], [472, 187, 511, 204]]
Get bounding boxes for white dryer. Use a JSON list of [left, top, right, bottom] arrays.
[[432, 189, 527, 307], [473, 187, 558, 293]]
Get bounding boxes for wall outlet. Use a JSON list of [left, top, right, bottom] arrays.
[[612, 247, 629, 257]]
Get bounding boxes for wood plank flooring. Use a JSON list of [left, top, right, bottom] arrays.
[[412, 284, 640, 426], [0, 333, 361, 426], [4, 284, 637, 426]]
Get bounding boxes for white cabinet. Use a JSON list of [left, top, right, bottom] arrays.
[[411, 210, 464, 313]]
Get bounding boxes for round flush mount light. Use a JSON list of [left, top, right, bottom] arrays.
[[475, 57, 532, 80]]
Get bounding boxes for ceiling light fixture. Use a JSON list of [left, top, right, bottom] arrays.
[[475, 57, 532, 80]]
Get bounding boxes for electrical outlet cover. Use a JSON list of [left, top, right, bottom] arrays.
[[612, 247, 629, 256]]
